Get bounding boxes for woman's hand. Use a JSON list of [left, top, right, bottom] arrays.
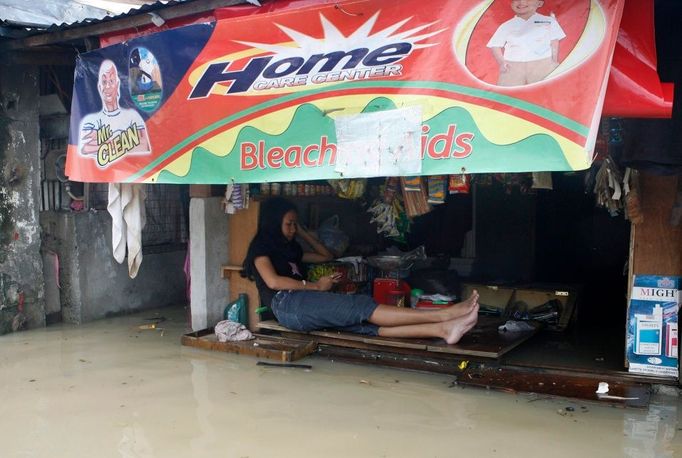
[[295, 222, 310, 237], [299, 223, 334, 263], [314, 274, 340, 292]]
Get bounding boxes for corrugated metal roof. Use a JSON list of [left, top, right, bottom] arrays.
[[0, 0, 112, 28], [45, 0, 188, 31], [0, 0, 169, 29]]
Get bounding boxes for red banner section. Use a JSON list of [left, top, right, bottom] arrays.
[[67, 0, 628, 184]]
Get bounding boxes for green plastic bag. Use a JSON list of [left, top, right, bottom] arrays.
[[224, 293, 248, 327]]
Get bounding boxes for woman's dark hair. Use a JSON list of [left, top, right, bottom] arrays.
[[242, 197, 300, 280]]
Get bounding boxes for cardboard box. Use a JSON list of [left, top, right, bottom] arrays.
[[626, 275, 680, 378], [511, 285, 577, 332], [461, 282, 514, 314], [460, 282, 578, 331]]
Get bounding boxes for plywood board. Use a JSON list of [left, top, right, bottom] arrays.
[[632, 174, 682, 276], [227, 200, 260, 266], [226, 200, 262, 331], [258, 316, 537, 359]]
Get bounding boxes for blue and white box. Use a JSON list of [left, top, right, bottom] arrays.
[[627, 276, 680, 378]]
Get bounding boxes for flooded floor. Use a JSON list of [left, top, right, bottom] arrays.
[[1, 305, 680, 458]]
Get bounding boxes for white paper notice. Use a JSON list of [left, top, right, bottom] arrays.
[[334, 106, 422, 177]]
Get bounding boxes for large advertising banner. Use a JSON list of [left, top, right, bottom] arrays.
[[66, 0, 625, 184]]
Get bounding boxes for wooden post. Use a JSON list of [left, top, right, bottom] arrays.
[[631, 174, 682, 276]]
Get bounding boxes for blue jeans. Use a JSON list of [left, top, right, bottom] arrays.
[[271, 290, 379, 336]]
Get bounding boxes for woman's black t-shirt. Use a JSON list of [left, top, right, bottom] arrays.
[[249, 238, 304, 307]]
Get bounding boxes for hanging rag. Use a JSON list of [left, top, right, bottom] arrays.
[[214, 320, 254, 342], [498, 320, 536, 333], [108, 183, 147, 278], [108, 183, 126, 263]]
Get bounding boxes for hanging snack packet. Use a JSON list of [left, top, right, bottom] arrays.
[[383, 177, 400, 204], [448, 174, 470, 194], [427, 175, 446, 204], [402, 176, 422, 192]]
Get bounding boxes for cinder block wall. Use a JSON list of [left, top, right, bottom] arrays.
[[0, 64, 46, 334]]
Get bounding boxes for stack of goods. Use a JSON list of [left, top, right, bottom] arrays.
[[307, 262, 357, 293], [367, 177, 405, 238], [256, 182, 335, 197], [328, 179, 366, 199], [400, 177, 431, 218], [223, 184, 250, 214], [593, 156, 624, 216], [427, 175, 447, 204], [448, 174, 470, 195]]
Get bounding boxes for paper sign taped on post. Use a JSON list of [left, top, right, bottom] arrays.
[[334, 106, 422, 178]]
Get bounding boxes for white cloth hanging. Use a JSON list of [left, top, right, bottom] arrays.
[[107, 183, 126, 263], [108, 183, 147, 278]]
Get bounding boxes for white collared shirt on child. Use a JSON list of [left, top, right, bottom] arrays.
[[487, 12, 566, 62]]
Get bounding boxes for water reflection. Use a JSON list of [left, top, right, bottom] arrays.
[[624, 401, 678, 457]]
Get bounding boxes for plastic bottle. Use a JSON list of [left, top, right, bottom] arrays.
[[224, 293, 249, 327], [410, 288, 424, 308]]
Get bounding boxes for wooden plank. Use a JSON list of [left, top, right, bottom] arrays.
[[258, 316, 538, 358], [259, 320, 432, 350], [227, 200, 260, 265], [227, 200, 261, 331], [221, 265, 243, 278], [181, 329, 317, 362], [0, 0, 246, 51], [632, 174, 682, 276], [316, 345, 651, 408], [190, 185, 213, 198]]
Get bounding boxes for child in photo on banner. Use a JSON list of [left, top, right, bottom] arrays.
[[487, 0, 566, 86]]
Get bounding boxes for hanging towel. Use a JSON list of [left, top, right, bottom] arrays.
[[107, 183, 126, 263], [124, 184, 146, 278], [108, 183, 147, 278]]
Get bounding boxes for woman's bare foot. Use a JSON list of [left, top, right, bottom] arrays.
[[441, 290, 479, 321], [442, 303, 479, 345]]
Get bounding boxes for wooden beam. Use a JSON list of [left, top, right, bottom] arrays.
[[0, 0, 246, 51], [316, 345, 652, 408], [181, 329, 317, 362]]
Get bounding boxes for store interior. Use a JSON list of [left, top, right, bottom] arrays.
[[267, 168, 633, 376]]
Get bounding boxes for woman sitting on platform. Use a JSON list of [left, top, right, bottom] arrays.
[[242, 197, 479, 344]]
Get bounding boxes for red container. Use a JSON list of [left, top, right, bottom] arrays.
[[415, 300, 453, 310], [373, 278, 411, 307]]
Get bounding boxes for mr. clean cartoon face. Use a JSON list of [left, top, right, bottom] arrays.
[[99, 63, 120, 112]]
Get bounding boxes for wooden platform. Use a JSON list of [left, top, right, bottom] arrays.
[[257, 315, 538, 359], [181, 329, 316, 362]]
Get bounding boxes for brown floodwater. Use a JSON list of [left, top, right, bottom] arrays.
[[0, 306, 680, 457]]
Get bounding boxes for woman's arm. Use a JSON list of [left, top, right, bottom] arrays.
[[297, 224, 334, 263], [254, 256, 336, 291]]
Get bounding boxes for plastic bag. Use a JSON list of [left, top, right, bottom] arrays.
[[317, 215, 350, 257], [224, 293, 248, 326]]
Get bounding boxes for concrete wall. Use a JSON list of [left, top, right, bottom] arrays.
[[0, 64, 45, 335], [41, 211, 187, 323], [190, 197, 229, 331]]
